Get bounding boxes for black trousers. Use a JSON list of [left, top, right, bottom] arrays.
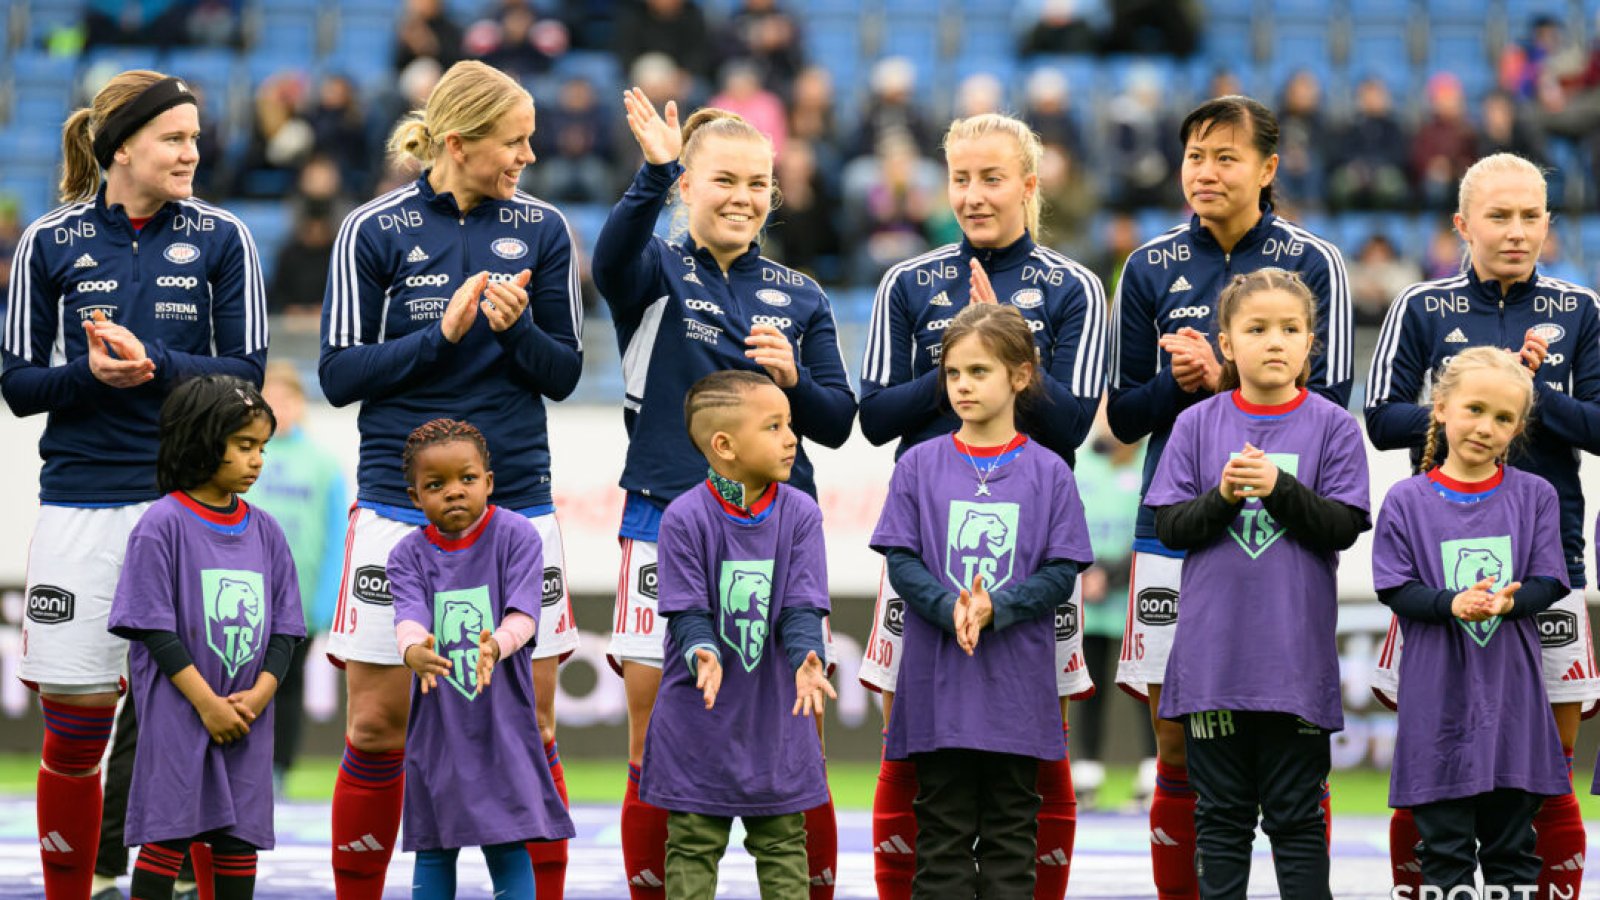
[[96, 692, 194, 880], [1181, 709, 1331, 900], [273, 638, 312, 776], [1410, 789, 1543, 889], [910, 749, 1040, 899]]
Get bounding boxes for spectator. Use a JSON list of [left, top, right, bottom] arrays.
[[709, 60, 789, 160], [955, 73, 1005, 119], [615, 0, 716, 82], [234, 71, 315, 199], [184, 82, 231, 199], [1019, 0, 1098, 57], [524, 78, 615, 203], [1275, 69, 1327, 209], [766, 139, 841, 280], [1328, 77, 1411, 210], [849, 131, 940, 283], [1411, 72, 1479, 208], [1025, 67, 1085, 160], [1348, 234, 1423, 326], [253, 361, 348, 796], [307, 73, 372, 196], [1037, 141, 1098, 256], [1105, 63, 1177, 208], [1103, 0, 1198, 56], [789, 66, 840, 159], [1207, 68, 1244, 100], [1499, 13, 1568, 102], [1422, 221, 1463, 281], [268, 157, 346, 317], [1538, 226, 1588, 285], [463, 1, 570, 81], [620, 53, 696, 168], [0, 196, 19, 299], [849, 57, 936, 161], [1090, 211, 1140, 293], [719, 0, 805, 96], [395, 0, 463, 73], [84, 0, 201, 47]]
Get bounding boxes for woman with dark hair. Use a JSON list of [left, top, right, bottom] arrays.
[[1106, 94, 1352, 900], [2, 69, 266, 899]]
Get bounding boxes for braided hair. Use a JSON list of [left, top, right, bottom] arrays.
[[1419, 346, 1534, 471], [683, 370, 775, 452], [402, 418, 492, 484]]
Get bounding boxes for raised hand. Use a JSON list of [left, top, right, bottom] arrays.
[[745, 324, 798, 387], [475, 629, 500, 694], [441, 272, 488, 343], [480, 269, 532, 332], [404, 634, 452, 695], [968, 258, 998, 305], [623, 87, 682, 166], [1451, 577, 1498, 622], [792, 650, 838, 717], [694, 647, 723, 709]]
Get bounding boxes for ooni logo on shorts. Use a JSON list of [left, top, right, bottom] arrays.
[[1136, 587, 1178, 626], [352, 565, 392, 605], [433, 585, 493, 699], [719, 560, 774, 672], [1054, 602, 1079, 640], [25, 585, 74, 624], [884, 597, 906, 637], [542, 567, 564, 608], [1537, 609, 1578, 649], [945, 501, 1019, 592], [201, 569, 265, 679], [637, 563, 658, 601], [1440, 535, 1512, 648]]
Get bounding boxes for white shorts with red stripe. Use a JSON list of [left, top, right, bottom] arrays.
[[1372, 588, 1600, 714], [607, 536, 837, 675], [1113, 550, 1183, 702], [18, 503, 152, 692], [326, 506, 580, 667], [857, 563, 1094, 699]]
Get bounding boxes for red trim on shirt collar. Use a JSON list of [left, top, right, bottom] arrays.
[[424, 505, 496, 551], [950, 433, 1029, 457], [1427, 465, 1504, 494], [127, 216, 152, 231], [1232, 388, 1308, 416], [705, 479, 778, 518], [173, 491, 248, 526]]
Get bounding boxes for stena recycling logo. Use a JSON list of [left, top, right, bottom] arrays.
[[164, 242, 200, 264], [491, 237, 528, 259]]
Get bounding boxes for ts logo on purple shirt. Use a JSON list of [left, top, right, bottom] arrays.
[[1441, 535, 1511, 648], [434, 586, 493, 699], [719, 561, 774, 672], [946, 502, 1019, 591], [1227, 453, 1299, 559], [202, 569, 265, 678]]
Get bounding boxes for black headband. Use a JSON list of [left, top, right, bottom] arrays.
[[92, 77, 198, 170]]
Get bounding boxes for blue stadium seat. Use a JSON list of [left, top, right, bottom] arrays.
[[1022, 56, 1101, 107], [255, 18, 319, 60], [12, 86, 71, 130], [233, 201, 292, 282], [552, 52, 621, 96], [1346, 0, 1415, 26], [1425, 29, 1488, 73], [1198, 0, 1260, 29], [24, 3, 83, 49], [166, 48, 241, 97], [1269, 0, 1342, 23], [1577, 215, 1600, 266], [1202, 25, 1255, 67], [962, 21, 1016, 62], [560, 203, 609, 255], [1421, 0, 1496, 23], [7, 50, 76, 94], [878, 19, 942, 69], [81, 46, 164, 76]]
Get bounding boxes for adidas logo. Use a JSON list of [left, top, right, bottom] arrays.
[[73, 253, 98, 269], [1169, 276, 1192, 293], [809, 868, 836, 886], [1151, 827, 1181, 847], [1550, 853, 1585, 872], [683, 272, 703, 286], [629, 870, 664, 888], [1445, 327, 1468, 344], [1564, 661, 1587, 681], [39, 831, 74, 853], [875, 835, 914, 855], [337, 834, 384, 853], [1037, 848, 1070, 866], [929, 290, 952, 307], [407, 246, 429, 263]]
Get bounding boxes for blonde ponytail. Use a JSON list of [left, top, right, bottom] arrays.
[[57, 69, 167, 202], [669, 106, 775, 241], [385, 60, 530, 170], [942, 113, 1045, 240]]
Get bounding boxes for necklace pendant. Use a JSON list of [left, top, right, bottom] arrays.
[[975, 483, 991, 497]]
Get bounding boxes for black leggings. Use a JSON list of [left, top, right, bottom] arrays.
[[131, 831, 258, 900]]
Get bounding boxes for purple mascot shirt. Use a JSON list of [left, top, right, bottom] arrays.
[[642, 483, 832, 817], [109, 493, 305, 848], [388, 506, 576, 850], [870, 435, 1094, 762], [1373, 468, 1571, 807], [1146, 390, 1369, 731]]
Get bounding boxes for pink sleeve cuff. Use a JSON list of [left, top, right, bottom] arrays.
[[396, 620, 431, 658], [493, 611, 537, 660]]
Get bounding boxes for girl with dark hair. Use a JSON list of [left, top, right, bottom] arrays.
[[870, 302, 1092, 897], [107, 375, 303, 900], [1106, 94, 1352, 899], [3, 69, 267, 898], [1147, 269, 1369, 899]]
